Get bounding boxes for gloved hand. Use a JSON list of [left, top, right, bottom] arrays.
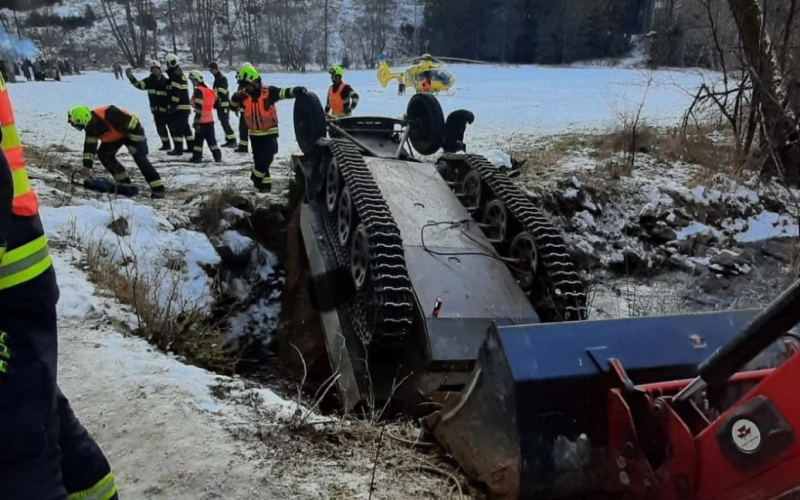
[[125, 67, 133, 78], [293, 86, 307, 96]]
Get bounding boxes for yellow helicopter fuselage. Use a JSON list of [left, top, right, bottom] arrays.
[[377, 59, 456, 94]]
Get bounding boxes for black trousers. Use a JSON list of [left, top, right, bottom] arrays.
[[98, 138, 164, 191], [0, 269, 117, 500], [217, 107, 236, 142], [153, 112, 172, 148], [192, 122, 221, 160], [169, 111, 194, 151], [238, 112, 249, 148], [250, 134, 278, 186]]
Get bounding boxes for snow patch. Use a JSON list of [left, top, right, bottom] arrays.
[[481, 150, 513, 169], [729, 211, 799, 243]]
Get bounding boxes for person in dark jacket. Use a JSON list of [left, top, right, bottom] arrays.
[[442, 110, 475, 153], [126, 60, 173, 150], [164, 53, 194, 156], [1, 73, 119, 500], [68, 105, 166, 198], [209, 62, 237, 148]]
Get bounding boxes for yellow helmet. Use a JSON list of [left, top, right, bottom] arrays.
[[329, 66, 344, 77], [237, 64, 260, 84], [68, 106, 92, 129]]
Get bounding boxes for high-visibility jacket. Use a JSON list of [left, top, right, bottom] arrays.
[[326, 82, 359, 117], [233, 86, 296, 136], [0, 72, 52, 291], [191, 84, 216, 124], [82, 106, 144, 169]]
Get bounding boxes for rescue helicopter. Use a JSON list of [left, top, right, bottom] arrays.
[[377, 54, 483, 95]]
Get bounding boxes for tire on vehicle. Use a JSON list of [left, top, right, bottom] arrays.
[[294, 91, 327, 155], [407, 93, 445, 155]]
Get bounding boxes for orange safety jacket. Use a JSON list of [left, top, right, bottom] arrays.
[[328, 84, 347, 117], [94, 106, 130, 143], [243, 88, 279, 136], [0, 72, 52, 291], [191, 85, 217, 124]]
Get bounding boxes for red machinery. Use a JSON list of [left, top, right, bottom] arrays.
[[427, 280, 800, 499]]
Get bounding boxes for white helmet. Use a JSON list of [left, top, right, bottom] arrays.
[[188, 69, 204, 83], [150, 60, 162, 70], [165, 53, 179, 68]]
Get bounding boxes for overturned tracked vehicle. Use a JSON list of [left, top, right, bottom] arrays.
[[287, 92, 587, 411], [285, 94, 800, 500]]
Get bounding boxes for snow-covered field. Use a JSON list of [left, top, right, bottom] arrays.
[[14, 63, 797, 498], [9, 64, 714, 158]]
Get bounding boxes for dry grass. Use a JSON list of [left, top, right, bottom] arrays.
[[81, 234, 237, 374], [514, 134, 592, 171], [24, 144, 72, 170], [196, 184, 249, 235]]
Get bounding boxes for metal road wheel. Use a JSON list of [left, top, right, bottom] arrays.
[[483, 199, 508, 243], [459, 170, 482, 210], [325, 158, 340, 214], [351, 223, 369, 291], [509, 232, 539, 290], [338, 185, 354, 246]]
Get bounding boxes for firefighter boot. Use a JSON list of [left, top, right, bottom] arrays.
[[223, 139, 237, 148], [167, 143, 184, 156], [151, 186, 166, 199], [159, 141, 172, 151], [189, 154, 203, 164], [236, 144, 248, 154], [212, 149, 222, 163]]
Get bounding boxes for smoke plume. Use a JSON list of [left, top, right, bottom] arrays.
[[0, 24, 39, 60]]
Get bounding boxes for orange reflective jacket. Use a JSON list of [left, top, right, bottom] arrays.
[[192, 85, 216, 124], [243, 88, 278, 135], [94, 106, 128, 143], [328, 83, 346, 117], [0, 75, 38, 217]]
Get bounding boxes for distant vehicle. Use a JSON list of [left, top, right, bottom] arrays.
[[377, 54, 482, 95], [33, 60, 61, 82]]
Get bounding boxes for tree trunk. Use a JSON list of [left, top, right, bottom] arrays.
[[168, 0, 178, 54], [727, 0, 800, 184], [324, 0, 329, 68]]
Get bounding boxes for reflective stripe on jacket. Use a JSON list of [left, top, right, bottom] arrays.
[[0, 72, 52, 291], [243, 88, 279, 136], [0, 76, 38, 217]]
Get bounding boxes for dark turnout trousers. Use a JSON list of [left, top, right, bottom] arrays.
[[238, 113, 249, 151], [0, 269, 118, 500], [250, 134, 278, 190], [153, 112, 172, 150], [216, 108, 236, 145], [168, 111, 195, 154], [97, 138, 165, 192], [192, 122, 222, 162]]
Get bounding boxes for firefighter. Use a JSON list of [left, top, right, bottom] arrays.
[[0, 72, 119, 500], [208, 62, 237, 148], [234, 62, 254, 154], [325, 66, 359, 118], [188, 70, 222, 163], [126, 60, 173, 151], [231, 64, 306, 192], [164, 53, 194, 156], [68, 105, 166, 199]]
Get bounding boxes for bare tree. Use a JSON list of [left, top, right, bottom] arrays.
[[727, 0, 800, 184], [352, 0, 398, 68], [265, 0, 314, 71], [100, 0, 153, 67]]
